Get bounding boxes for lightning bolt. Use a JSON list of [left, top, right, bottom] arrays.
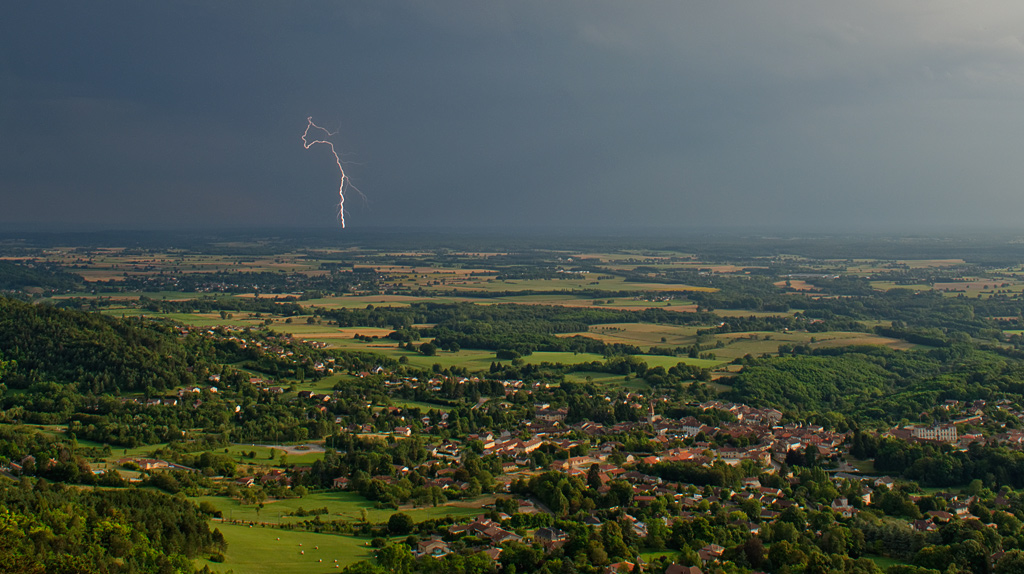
[[302, 117, 361, 227]]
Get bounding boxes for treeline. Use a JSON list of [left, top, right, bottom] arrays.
[[324, 301, 717, 332], [855, 434, 1024, 488], [324, 302, 720, 356], [137, 295, 305, 316], [630, 268, 1022, 339], [728, 345, 1024, 424], [0, 479, 223, 573], [0, 296, 214, 393], [88, 267, 381, 296], [0, 261, 83, 293]]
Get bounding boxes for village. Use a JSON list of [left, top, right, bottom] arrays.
[[81, 360, 1024, 574]]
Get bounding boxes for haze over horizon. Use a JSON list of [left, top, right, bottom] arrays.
[[4, 1, 1024, 234]]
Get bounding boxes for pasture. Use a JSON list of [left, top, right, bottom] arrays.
[[572, 323, 705, 348], [933, 278, 1024, 298], [562, 371, 629, 385], [710, 330, 917, 361], [192, 491, 482, 526], [197, 522, 374, 574]]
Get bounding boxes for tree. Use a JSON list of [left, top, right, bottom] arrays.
[[418, 342, 437, 356], [387, 512, 414, 535], [601, 522, 630, 561], [744, 537, 766, 568], [587, 463, 602, 490], [377, 544, 413, 574], [586, 540, 609, 566], [769, 540, 807, 570], [995, 550, 1024, 574]]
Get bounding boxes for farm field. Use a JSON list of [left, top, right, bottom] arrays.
[[487, 296, 698, 313], [562, 371, 629, 385], [522, 351, 607, 365], [191, 491, 483, 526], [637, 355, 722, 369], [710, 331, 918, 361], [27, 244, 936, 392], [390, 399, 453, 412], [422, 276, 718, 294], [99, 308, 242, 327], [713, 309, 796, 318], [299, 294, 476, 309], [197, 522, 374, 574], [934, 279, 1024, 297], [569, 323, 705, 348], [868, 281, 934, 291], [57, 290, 206, 301], [520, 351, 722, 370]]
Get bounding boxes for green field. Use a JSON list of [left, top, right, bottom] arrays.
[[99, 308, 242, 327], [635, 355, 722, 369], [864, 554, 909, 570], [562, 371, 628, 385], [197, 522, 375, 574], [192, 491, 483, 526], [221, 444, 286, 463], [391, 399, 452, 413], [869, 281, 934, 291], [56, 290, 203, 300], [710, 330, 917, 362], [413, 275, 717, 294], [639, 550, 681, 562], [523, 351, 607, 365], [299, 295, 473, 309], [521, 351, 721, 370]]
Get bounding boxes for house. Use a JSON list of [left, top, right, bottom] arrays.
[[451, 517, 522, 545], [536, 408, 568, 423], [415, 537, 450, 558], [860, 487, 873, 505], [874, 477, 897, 489], [481, 548, 503, 561], [950, 501, 971, 516], [534, 527, 568, 551], [912, 519, 938, 532], [665, 565, 702, 574], [260, 470, 291, 486], [124, 458, 168, 471], [332, 476, 350, 489], [698, 544, 724, 564], [831, 497, 855, 518]]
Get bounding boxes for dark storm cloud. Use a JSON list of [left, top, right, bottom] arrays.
[[3, 1, 1024, 232]]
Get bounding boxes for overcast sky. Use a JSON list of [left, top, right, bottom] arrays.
[[3, 1, 1024, 233]]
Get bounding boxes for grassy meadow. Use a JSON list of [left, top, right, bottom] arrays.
[[197, 522, 374, 574], [192, 491, 483, 526]]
